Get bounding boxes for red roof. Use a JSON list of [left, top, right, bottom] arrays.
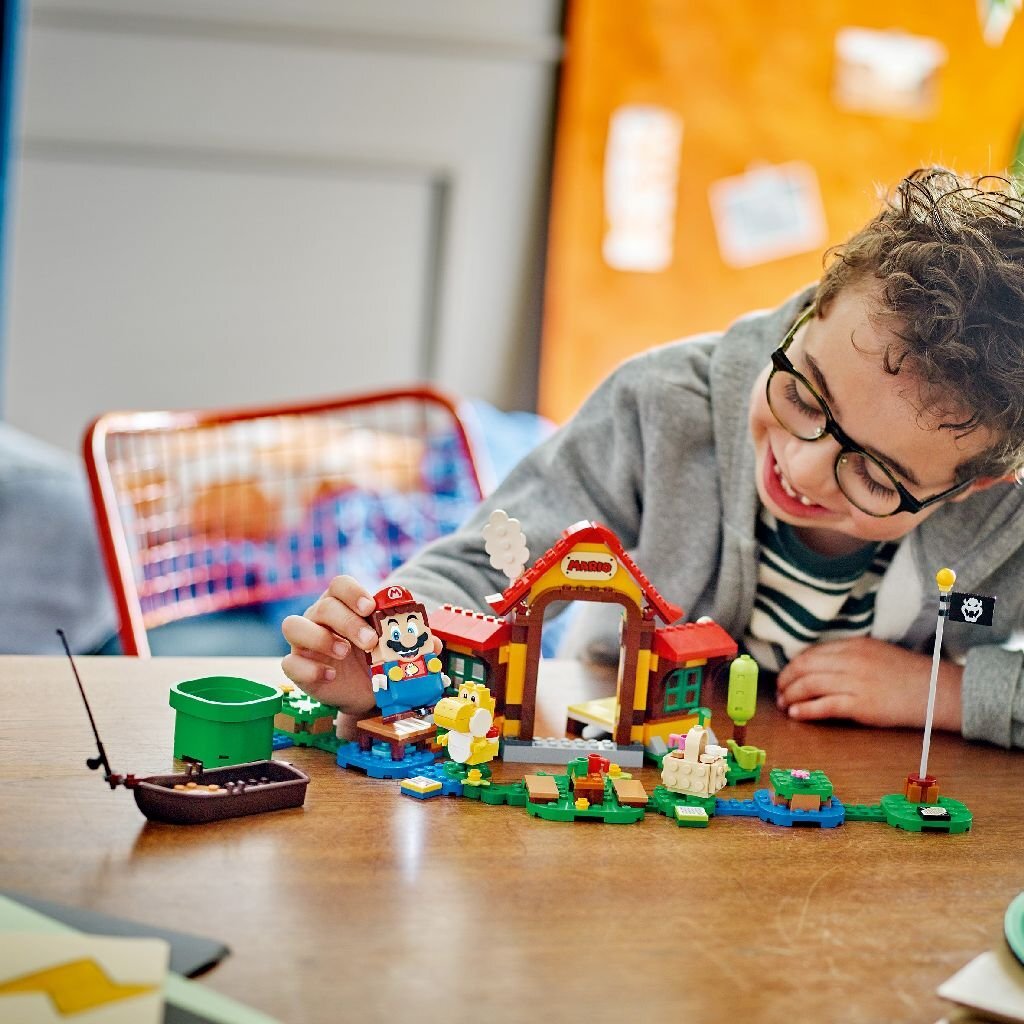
[[653, 620, 738, 663], [430, 603, 511, 652], [485, 520, 683, 625]]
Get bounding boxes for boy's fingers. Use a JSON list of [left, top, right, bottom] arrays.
[[282, 614, 330, 654], [301, 596, 379, 653], [776, 671, 848, 710], [778, 646, 830, 686], [786, 693, 854, 721], [326, 575, 377, 617], [776, 674, 810, 706], [779, 639, 857, 685], [775, 662, 804, 693], [281, 651, 336, 688], [282, 614, 356, 660]]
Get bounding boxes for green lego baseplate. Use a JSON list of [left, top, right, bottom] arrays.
[[460, 757, 646, 823], [842, 802, 887, 823], [274, 687, 344, 753], [461, 778, 529, 806], [647, 785, 718, 821], [878, 793, 972, 833], [450, 763, 973, 836], [769, 767, 833, 801], [523, 769, 646, 824]]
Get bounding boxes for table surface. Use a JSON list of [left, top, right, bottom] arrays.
[[1, 655, 1020, 1024]]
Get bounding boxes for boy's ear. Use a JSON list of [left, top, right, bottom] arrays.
[[951, 474, 1016, 501]]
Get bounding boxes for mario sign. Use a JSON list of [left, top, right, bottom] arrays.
[[561, 554, 617, 581]]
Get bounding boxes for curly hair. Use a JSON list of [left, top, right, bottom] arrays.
[[814, 167, 1024, 482]]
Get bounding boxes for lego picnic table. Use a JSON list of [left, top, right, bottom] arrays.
[[3, 654, 1023, 1024]]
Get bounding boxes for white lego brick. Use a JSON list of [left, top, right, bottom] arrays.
[[674, 805, 710, 822]]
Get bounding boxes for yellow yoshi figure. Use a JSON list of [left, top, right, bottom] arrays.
[[433, 683, 501, 766]]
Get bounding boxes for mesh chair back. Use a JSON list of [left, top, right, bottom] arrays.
[[84, 388, 484, 655]]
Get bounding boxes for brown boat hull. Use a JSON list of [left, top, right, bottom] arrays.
[[131, 760, 309, 825]]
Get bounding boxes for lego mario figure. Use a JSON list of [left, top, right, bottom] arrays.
[[366, 585, 446, 720]]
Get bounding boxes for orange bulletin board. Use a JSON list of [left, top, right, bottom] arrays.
[[538, 0, 1024, 423]]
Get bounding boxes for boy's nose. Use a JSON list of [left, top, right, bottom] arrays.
[[784, 435, 843, 499]]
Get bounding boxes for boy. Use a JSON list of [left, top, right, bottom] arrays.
[[282, 167, 1024, 749]]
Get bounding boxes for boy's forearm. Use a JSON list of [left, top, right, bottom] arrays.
[[932, 659, 964, 733], [960, 645, 1024, 749]]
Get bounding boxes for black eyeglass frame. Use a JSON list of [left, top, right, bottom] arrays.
[[766, 306, 975, 518]]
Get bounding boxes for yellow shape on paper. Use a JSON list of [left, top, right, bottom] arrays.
[[0, 957, 156, 1014]]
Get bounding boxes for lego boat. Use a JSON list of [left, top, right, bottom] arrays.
[[124, 758, 310, 825]]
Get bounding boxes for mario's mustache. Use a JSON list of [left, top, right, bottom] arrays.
[[387, 631, 429, 656]]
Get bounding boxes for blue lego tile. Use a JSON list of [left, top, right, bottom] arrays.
[[752, 788, 846, 828], [713, 796, 762, 818], [271, 733, 295, 751], [335, 743, 437, 780]]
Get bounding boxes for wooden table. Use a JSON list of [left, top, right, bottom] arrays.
[[1, 655, 1020, 1024]]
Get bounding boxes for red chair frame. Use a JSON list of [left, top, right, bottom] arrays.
[[84, 386, 484, 656]]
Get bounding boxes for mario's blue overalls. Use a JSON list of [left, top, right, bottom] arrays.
[[374, 653, 445, 719]]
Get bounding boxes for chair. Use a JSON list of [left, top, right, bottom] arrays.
[[83, 387, 485, 656]]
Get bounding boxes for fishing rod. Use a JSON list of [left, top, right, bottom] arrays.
[[58, 628, 121, 788]]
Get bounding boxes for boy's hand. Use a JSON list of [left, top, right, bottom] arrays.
[[775, 637, 963, 732], [281, 575, 379, 717]]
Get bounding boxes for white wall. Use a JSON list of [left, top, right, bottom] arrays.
[[4, 0, 562, 451]]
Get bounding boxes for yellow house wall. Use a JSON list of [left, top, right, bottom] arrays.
[[629, 645, 653, 743], [529, 542, 644, 610], [502, 640, 528, 737]]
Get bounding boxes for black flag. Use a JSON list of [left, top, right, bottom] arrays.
[[947, 591, 997, 627]]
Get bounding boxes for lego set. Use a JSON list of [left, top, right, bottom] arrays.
[[66, 519, 987, 839], [336, 540, 980, 834]]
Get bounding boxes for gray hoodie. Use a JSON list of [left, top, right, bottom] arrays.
[[395, 287, 1024, 748]]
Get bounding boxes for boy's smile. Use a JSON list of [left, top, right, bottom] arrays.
[[762, 447, 836, 520], [749, 286, 992, 556]]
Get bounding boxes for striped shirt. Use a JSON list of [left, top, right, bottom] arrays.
[[744, 509, 898, 672]]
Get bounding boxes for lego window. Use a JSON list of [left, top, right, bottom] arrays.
[[448, 654, 487, 688], [663, 667, 702, 714]]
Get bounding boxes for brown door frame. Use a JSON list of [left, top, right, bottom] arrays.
[[516, 585, 643, 746]]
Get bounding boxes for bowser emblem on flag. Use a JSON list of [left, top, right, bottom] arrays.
[[947, 591, 996, 627]]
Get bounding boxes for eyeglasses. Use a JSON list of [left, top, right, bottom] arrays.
[[766, 306, 975, 517]]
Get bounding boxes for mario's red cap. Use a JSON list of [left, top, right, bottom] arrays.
[[372, 585, 417, 612]]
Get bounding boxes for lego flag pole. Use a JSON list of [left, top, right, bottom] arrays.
[[919, 568, 956, 780]]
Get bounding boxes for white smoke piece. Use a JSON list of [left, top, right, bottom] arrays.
[[482, 509, 529, 582]]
